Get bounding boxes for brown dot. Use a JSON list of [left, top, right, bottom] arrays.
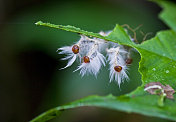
[[83, 56, 90, 63], [114, 66, 122, 72], [126, 58, 133, 64], [72, 45, 79, 54]]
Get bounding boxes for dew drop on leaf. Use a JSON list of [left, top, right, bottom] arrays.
[[152, 68, 156, 71], [166, 70, 169, 73]]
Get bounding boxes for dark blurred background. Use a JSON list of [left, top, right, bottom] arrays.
[[0, 0, 172, 121]]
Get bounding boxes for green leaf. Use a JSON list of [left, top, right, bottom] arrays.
[[35, 21, 104, 39], [137, 30, 176, 88], [30, 94, 176, 122], [32, 1, 176, 121], [35, 21, 135, 47], [106, 24, 135, 46], [154, 0, 176, 31]]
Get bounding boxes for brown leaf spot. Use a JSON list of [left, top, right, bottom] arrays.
[[144, 82, 175, 99]]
